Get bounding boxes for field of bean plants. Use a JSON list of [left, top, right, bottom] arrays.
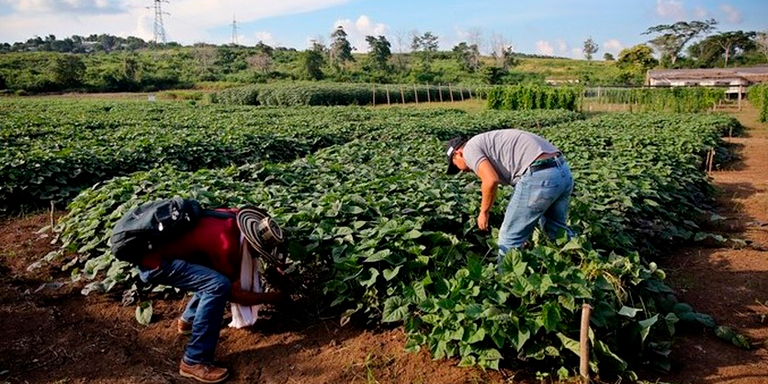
[[0, 97, 746, 380]]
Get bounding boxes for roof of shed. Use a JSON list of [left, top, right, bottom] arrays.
[[647, 66, 768, 81]]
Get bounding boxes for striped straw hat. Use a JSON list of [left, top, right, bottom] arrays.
[[236, 207, 285, 266]]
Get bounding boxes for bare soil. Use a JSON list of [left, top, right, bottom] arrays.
[[2, 104, 767, 384]]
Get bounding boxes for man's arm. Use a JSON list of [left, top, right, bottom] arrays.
[[475, 159, 500, 230], [230, 281, 284, 305]]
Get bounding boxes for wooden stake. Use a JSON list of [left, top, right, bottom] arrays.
[[438, 84, 444, 102], [50, 201, 55, 229], [738, 85, 743, 111], [580, 304, 591, 382], [386, 84, 391, 105], [400, 85, 405, 104], [372, 84, 376, 106], [426, 83, 431, 103], [413, 84, 419, 104], [449, 83, 454, 102]]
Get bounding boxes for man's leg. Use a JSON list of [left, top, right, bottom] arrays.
[[540, 162, 575, 241], [139, 259, 231, 383], [497, 176, 544, 261], [498, 167, 574, 261], [178, 293, 200, 335]]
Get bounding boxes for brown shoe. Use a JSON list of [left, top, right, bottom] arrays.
[[177, 318, 192, 335], [179, 360, 229, 383]]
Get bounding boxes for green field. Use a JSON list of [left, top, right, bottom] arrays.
[[0, 97, 745, 379]]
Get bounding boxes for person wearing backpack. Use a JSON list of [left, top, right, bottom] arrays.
[[113, 199, 287, 383]]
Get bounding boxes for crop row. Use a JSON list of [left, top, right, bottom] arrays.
[[42, 106, 740, 377], [0, 99, 581, 211]]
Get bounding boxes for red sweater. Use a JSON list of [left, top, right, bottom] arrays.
[[140, 208, 241, 280]]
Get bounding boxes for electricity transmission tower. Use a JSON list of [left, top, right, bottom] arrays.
[[148, 0, 169, 46], [231, 14, 239, 46]]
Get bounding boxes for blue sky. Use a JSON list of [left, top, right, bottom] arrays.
[[0, 0, 766, 58]]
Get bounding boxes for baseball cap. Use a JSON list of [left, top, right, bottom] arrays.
[[445, 136, 468, 175]]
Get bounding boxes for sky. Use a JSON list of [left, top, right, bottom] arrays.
[[0, 0, 766, 59]]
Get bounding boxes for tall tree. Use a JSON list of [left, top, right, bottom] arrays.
[[489, 33, 515, 68], [302, 41, 326, 80], [694, 31, 757, 67], [754, 31, 768, 61], [583, 37, 598, 61], [365, 35, 392, 71], [452, 42, 482, 72], [50, 54, 86, 88], [643, 18, 718, 66], [603, 52, 615, 61], [411, 31, 439, 64], [617, 44, 658, 70], [329, 26, 354, 71]]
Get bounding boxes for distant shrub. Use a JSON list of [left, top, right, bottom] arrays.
[[747, 84, 768, 122], [486, 84, 581, 111]]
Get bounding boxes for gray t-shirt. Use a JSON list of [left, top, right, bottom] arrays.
[[462, 129, 560, 185]]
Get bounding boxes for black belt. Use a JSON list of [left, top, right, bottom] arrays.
[[528, 155, 563, 173]]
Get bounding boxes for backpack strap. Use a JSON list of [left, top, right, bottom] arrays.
[[200, 209, 236, 220]]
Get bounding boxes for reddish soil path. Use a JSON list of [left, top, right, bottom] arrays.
[[660, 105, 768, 384]]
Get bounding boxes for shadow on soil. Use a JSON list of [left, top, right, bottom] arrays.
[[651, 175, 768, 383]]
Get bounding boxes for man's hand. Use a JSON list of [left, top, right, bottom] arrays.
[[477, 211, 490, 231]]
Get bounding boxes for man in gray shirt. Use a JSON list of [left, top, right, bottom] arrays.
[[445, 129, 574, 262]]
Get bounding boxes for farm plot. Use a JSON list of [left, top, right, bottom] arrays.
[[0, 99, 580, 212], [4, 99, 744, 380]]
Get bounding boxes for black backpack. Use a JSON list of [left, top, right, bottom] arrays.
[[110, 198, 230, 264]]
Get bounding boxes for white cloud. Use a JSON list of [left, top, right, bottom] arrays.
[[571, 47, 582, 58], [655, 0, 685, 20], [535, 40, 554, 56], [719, 4, 742, 24], [0, 0, 354, 45], [254, 31, 277, 46], [557, 39, 568, 54], [693, 6, 709, 19], [4, 0, 121, 14], [333, 15, 388, 52], [603, 39, 623, 54]]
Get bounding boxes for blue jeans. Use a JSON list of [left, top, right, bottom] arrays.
[[497, 157, 574, 261], [139, 259, 231, 364]]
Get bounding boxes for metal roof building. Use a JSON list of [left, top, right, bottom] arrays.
[[646, 66, 768, 95]]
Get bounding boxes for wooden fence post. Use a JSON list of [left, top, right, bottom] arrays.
[[580, 304, 592, 383], [738, 85, 743, 111]]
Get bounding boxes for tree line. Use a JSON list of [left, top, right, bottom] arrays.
[[1, 20, 766, 94]]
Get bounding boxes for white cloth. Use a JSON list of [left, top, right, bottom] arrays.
[[228, 235, 262, 328]]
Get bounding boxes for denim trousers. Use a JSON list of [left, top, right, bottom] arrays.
[[139, 259, 231, 364], [497, 157, 574, 261]]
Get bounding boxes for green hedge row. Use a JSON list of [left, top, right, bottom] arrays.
[[589, 87, 726, 113], [486, 85, 581, 111], [747, 83, 768, 122]]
